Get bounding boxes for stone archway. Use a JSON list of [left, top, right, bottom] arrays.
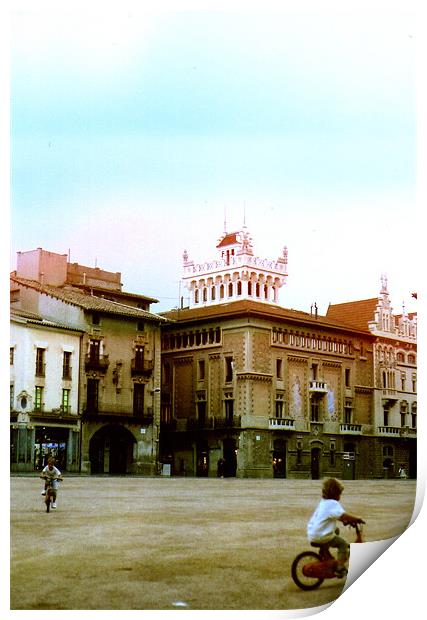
[[89, 424, 136, 474]]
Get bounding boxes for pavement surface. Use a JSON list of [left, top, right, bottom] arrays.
[[9, 476, 416, 611]]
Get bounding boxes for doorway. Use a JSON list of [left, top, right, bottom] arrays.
[[223, 438, 237, 477], [89, 425, 135, 474], [311, 447, 321, 479], [273, 438, 287, 478]]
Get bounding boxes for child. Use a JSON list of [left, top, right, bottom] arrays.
[[40, 457, 63, 509], [307, 477, 364, 577]]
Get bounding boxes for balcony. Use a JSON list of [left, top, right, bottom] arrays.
[[269, 417, 295, 430], [82, 403, 153, 423], [382, 389, 398, 402], [84, 354, 109, 373], [214, 415, 241, 428], [131, 358, 154, 377], [340, 423, 362, 434], [309, 380, 328, 393], [187, 416, 215, 430], [378, 426, 401, 436]]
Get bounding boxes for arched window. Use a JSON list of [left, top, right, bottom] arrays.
[[228, 282, 233, 297], [237, 281, 242, 295], [194, 289, 199, 304], [248, 281, 252, 295]]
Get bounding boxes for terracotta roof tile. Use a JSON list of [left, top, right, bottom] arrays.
[[10, 277, 167, 323], [162, 299, 369, 334], [216, 232, 239, 248], [326, 299, 378, 332]]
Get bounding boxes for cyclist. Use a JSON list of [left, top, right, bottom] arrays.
[[307, 477, 364, 577], [40, 457, 63, 509]]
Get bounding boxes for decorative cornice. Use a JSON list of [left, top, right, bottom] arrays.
[[236, 372, 272, 382], [354, 385, 373, 393], [174, 356, 193, 366], [287, 355, 308, 364]]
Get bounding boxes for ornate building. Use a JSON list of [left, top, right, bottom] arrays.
[[327, 276, 417, 478], [159, 226, 417, 479]]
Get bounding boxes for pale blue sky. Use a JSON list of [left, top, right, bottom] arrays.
[[10, 1, 419, 313]]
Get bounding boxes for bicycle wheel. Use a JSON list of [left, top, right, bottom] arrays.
[[45, 495, 51, 513], [291, 551, 324, 590]]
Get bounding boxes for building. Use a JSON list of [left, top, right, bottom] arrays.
[[327, 276, 417, 478], [10, 249, 167, 474], [10, 307, 83, 472], [159, 225, 418, 479]]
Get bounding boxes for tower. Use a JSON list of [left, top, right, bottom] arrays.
[[182, 223, 288, 308]]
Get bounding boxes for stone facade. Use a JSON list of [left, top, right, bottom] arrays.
[[159, 301, 384, 479], [10, 250, 165, 475]]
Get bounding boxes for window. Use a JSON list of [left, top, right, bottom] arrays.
[[133, 383, 145, 415], [197, 400, 206, 426], [383, 408, 389, 427], [134, 345, 144, 370], [86, 379, 99, 412], [195, 289, 199, 304], [35, 348, 45, 377], [92, 312, 100, 325], [163, 362, 171, 384], [10, 347, 14, 365], [401, 373, 406, 391], [310, 398, 320, 422], [88, 339, 100, 362], [345, 368, 350, 388], [344, 400, 352, 424], [407, 354, 415, 364], [276, 359, 283, 379], [330, 442, 336, 466], [412, 374, 417, 392], [225, 357, 233, 382], [62, 389, 70, 414], [34, 386, 43, 411], [275, 394, 284, 418], [10, 384, 14, 409], [198, 360, 205, 381], [211, 286, 216, 301], [383, 445, 393, 457], [411, 404, 417, 428], [62, 351, 72, 380], [225, 397, 234, 423], [137, 321, 145, 332], [312, 364, 318, 380], [228, 282, 233, 297]]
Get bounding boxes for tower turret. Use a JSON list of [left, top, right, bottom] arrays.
[[182, 222, 288, 308]]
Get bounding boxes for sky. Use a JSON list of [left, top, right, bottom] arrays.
[[8, 0, 422, 315]]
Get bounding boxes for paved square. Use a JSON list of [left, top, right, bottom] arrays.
[[10, 476, 416, 610]]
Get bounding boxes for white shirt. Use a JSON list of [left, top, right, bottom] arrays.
[[307, 498, 345, 543], [42, 465, 62, 490]]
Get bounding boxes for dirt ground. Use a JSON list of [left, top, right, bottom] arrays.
[[9, 476, 416, 611]]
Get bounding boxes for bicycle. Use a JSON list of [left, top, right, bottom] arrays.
[[291, 521, 365, 590], [40, 476, 62, 513]]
